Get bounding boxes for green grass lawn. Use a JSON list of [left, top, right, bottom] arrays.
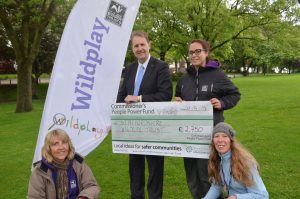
[[0, 74, 300, 198]]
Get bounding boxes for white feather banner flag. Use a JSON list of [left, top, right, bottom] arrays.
[[32, 0, 141, 164]]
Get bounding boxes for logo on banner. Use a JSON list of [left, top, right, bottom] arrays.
[[185, 145, 208, 155], [186, 146, 193, 153], [105, 0, 127, 26], [47, 113, 111, 139]]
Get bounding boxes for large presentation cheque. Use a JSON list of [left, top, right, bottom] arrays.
[[111, 101, 213, 158]]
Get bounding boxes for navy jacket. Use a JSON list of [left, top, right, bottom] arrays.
[[175, 65, 240, 124], [117, 56, 173, 102]]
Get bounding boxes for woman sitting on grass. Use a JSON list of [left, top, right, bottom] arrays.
[[28, 128, 100, 199], [203, 122, 269, 199]]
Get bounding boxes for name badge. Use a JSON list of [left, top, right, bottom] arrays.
[[70, 180, 77, 189], [201, 85, 208, 92]]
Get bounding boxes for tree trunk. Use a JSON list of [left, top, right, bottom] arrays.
[[262, 64, 267, 75], [256, 66, 259, 74], [174, 60, 178, 73], [16, 59, 33, 112], [159, 51, 166, 61], [32, 75, 39, 100], [1, 0, 57, 113], [32, 62, 42, 100]]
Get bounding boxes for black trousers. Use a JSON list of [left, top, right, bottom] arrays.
[[184, 157, 211, 199], [130, 154, 164, 199]]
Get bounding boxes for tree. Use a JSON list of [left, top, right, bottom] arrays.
[[0, 0, 58, 112], [134, 0, 184, 61], [0, 24, 15, 61], [133, 0, 300, 74], [32, 30, 58, 99], [31, 0, 76, 99]]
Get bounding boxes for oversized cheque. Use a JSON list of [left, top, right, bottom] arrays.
[[111, 101, 213, 158]]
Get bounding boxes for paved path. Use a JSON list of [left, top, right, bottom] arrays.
[[0, 78, 49, 85]]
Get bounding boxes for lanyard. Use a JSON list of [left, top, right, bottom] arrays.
[[221, 163, 232, 199]]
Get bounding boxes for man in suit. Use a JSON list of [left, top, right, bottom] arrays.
[[117, 31, 173, 199]]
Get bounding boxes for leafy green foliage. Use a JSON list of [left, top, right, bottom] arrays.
[[171, 71, 184, 81], [134, 0, 300, 74]]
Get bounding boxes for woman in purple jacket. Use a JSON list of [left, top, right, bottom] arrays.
[[175, 39, 241, 199], [28, 129, 100, 199]]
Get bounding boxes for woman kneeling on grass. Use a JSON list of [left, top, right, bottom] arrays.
[[203, 122, 269, 199], [28, 129, 100, 199]]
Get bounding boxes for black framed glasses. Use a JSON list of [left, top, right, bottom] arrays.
[[188, 49, 206, 56]]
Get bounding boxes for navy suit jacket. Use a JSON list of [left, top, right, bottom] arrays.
[[117, 56, 173, 102]]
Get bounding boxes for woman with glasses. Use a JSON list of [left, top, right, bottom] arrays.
[[204, 122, 268, 199], [175, 39, 241, 199]]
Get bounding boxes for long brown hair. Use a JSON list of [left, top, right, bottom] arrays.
[[208, 138, 259, 186]]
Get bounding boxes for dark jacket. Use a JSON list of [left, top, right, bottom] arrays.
[[175, 63, 240, 124], [117, 56, 173, 102]]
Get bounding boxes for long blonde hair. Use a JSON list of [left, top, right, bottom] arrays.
[[208, 138, 259, 186], [42, 129, 75, 163]]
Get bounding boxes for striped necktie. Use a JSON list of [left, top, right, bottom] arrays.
[[133, 65, 145, 96]]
